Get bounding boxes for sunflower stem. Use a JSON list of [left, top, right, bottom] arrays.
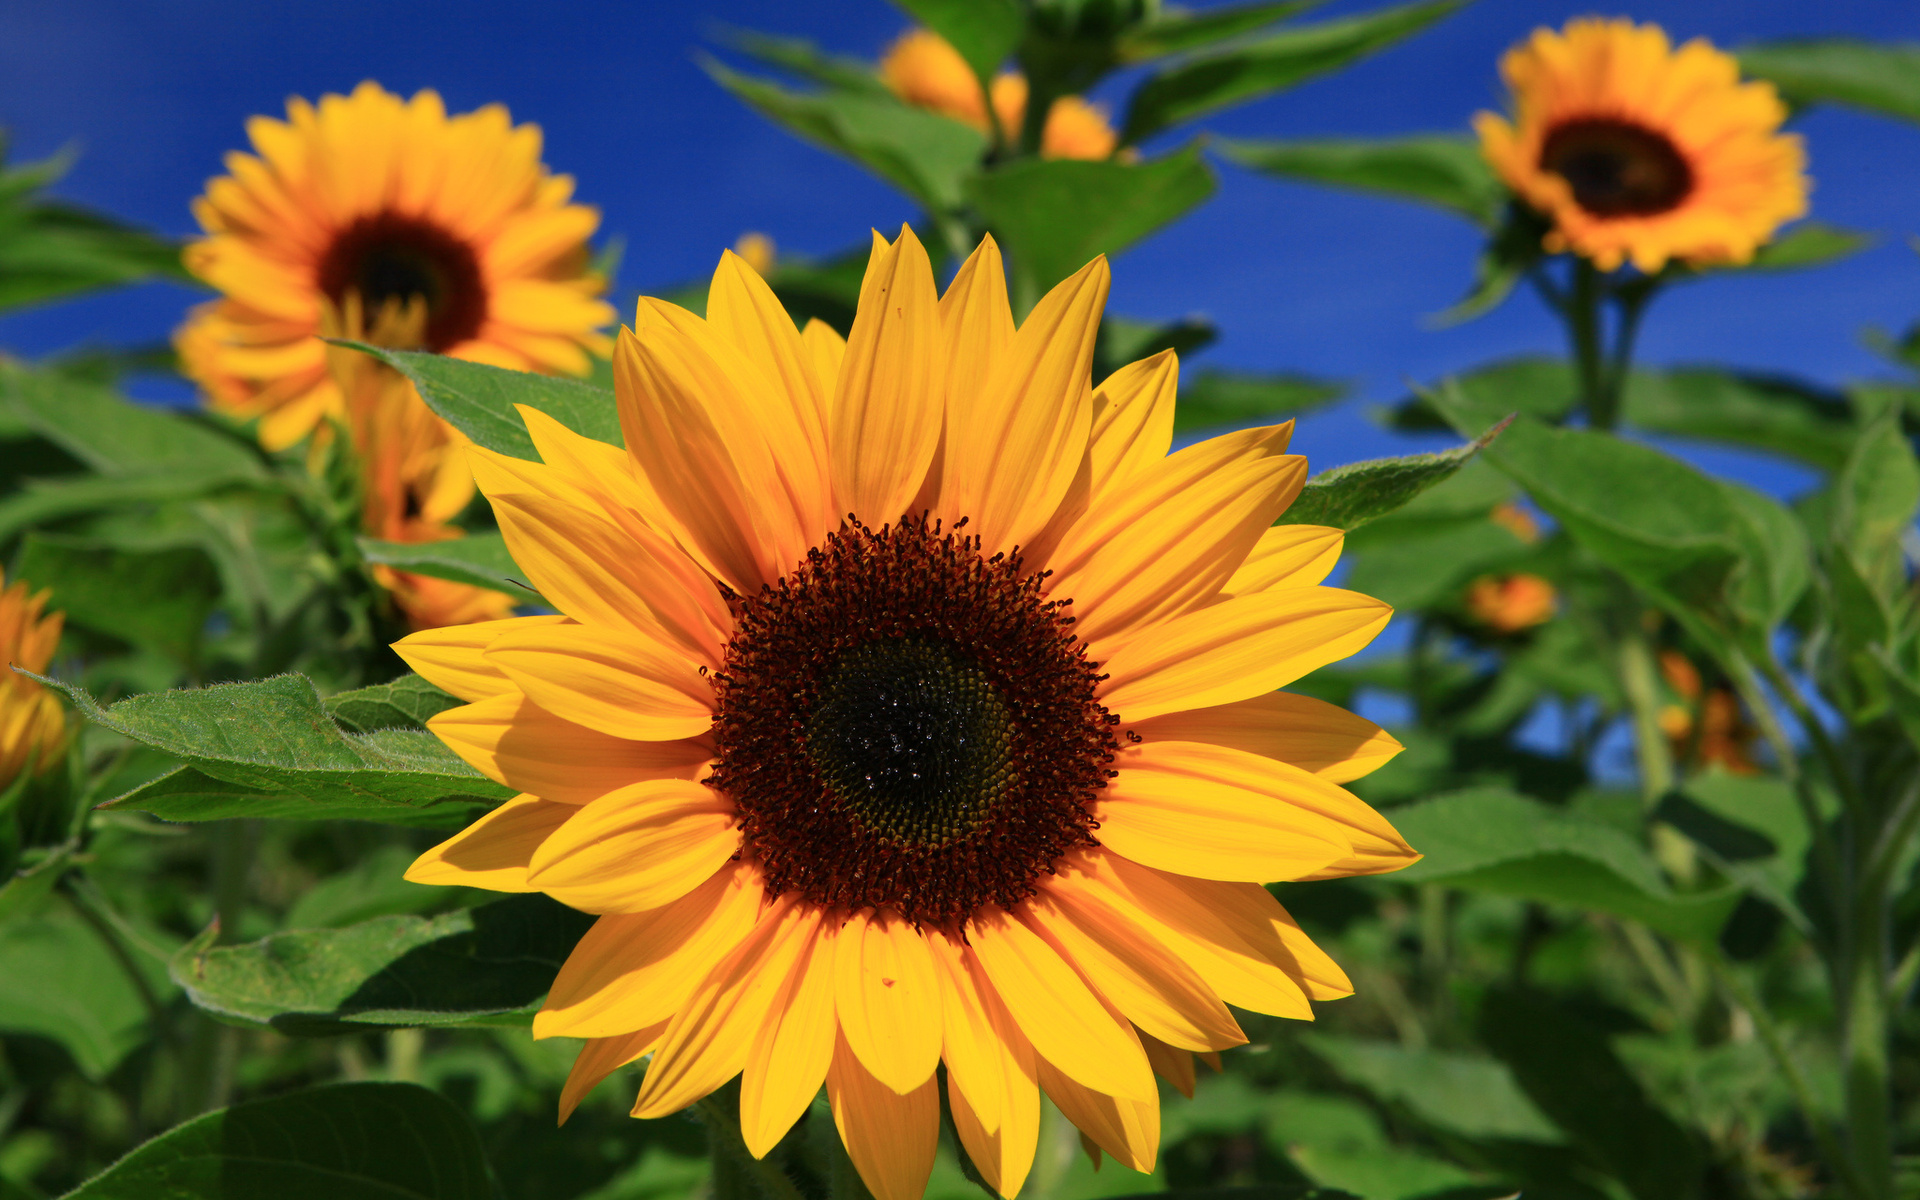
[[694, 1091, 811, 1200], [1566, 257, 1611, 428]]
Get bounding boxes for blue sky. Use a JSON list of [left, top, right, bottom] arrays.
[[1, 0, 1915, 486]]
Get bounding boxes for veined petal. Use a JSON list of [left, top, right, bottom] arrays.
[[826, 1029, 941, 1200], [706, 249, 833, 454], [1087, 351, 1178, 501], [942, 256, 1107, 558], [525, 779, 739, 912], [394, 615, 570, 702], [1036, 1057, 1159, 1175], [428, 693, 710, 805], [937, 235, 1015, 441], [485, 622, 713, 742], [558, 1024, 665, 1124], [967, 909, 1155, 1102], [406, 794, 574, 891], [740, 915, 838, 1158], [535, 860, 765, 1039], [800, 319, 846, 412], [1130, 691, 1403, 784], [634, 897, 817, 1118], [1025, 881, 1244, 1052], [1225, 524, 1345, 594], [1098, 588, 1391, 721], [834, 909, 943, 1095], [833, 227, 944, 526], [1097, 742, 1353, 882], [1138, 1032, 1198, 1099]]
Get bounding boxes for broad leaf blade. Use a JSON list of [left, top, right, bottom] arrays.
[[1119, 0, 1318, 62], [1217, 133, 1501, 225], [357, 533, 534, 599], [1740, 39, 1920, 124], [0, 364, 263, 481], [324, 674, 464, 734], [64, 1081, 494, 1199], [0, 900, 175, 1080], [343, 345, 622, 462], [172, 893, 593, 1035], [1276, 420, 1505, 532], [16, 534, 222, 663], [1175, 369, 1345, 433]]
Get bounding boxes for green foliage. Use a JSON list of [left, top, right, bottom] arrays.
[[358, 533, 533, 599], [325, 674, 464, 735], [64, 1082, 494, 1199], [0, 142, 192, 316], [45, 674, 510, 825], [0, 899, 173, 1079], [1172, 370, 1345, 433], [1217, 133, 1503, 225], [16, 533, 222, 663], [1740, 39, 1920, 123], [348, 344, 622, 461], [1277, 424, 1501, 531]]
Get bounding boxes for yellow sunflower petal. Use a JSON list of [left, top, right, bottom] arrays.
[[558, 1024, 665, 1125], [1139, 1031, 1198, 1099], [800, 318, 847, 410], [937, 235, 1016, 444], [1087, 350, 1178, 500], [832, 227, 944, 526], [834, 909, 943, 1095], [391, 614, 568, 702], [524, 780, 739, 912], [1037, 1057, 1159, 1175], [535, 861, 765, 1039], [739, 915, 838, 1157], [967, 910, 1155, 1102], [484, 622, 713, 742], [405, 793, 574, 891], [706, 249, 834, 445], [1098, 587, 1391, 722], [826, 1029, 941, 1200], [945, 1017, 1041, 1200], [1130, 691, 1403, 784], [1224, 524, 1345, 594], [427, 693, 710, 804]]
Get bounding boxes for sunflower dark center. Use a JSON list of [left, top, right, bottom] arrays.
[[1540, 118, 1693, 217], [316, 212, 486, 351], [707, 516, 1118, 927]]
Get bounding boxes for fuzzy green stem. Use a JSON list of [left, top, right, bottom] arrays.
[[694, 1092, 811, 1200], [1567, 259, 1612, 428], [1616, 622, 1675, 806]]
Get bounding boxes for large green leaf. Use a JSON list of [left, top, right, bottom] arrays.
[[16, 533, 221, 662], [1275, 421, 1503, 532], [705, 58, 988, 213], [1217, 133, 1502, 225], [1119, 0, 1460, 144], [1740, 39, 1920, 124], [1298, 1033, 1562, 1142], [43, 673, 511, 826], [1174, 370, 1346, 433], [324, 674, 464, 735], [172, 893, 592, 1035], [1479, 989, 1704, 1200], [0, 148, 192, 315], [1390, 788, 1742, 942], [0, 900, 173, 1079], [345, 345, 622, 462], [891, 0, 1025, 88], [1733, 220, 1871, 272], [357, 532, 534, 599], [0, 364, 263, 481], [63, 1081, 494, 1199], [0, 473, 252, 544], [969, 146, 1216, 303], [1118, 0, 1316, 62], [721, 29, 894, 95]]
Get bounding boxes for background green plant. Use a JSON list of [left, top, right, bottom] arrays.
[[3, 9, 1920, 1200]]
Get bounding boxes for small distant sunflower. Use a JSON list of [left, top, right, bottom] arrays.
[[177, 82, 614, 451], [1475, 18, 1808, 273], [0, 573, 67, 788], [398, 229, 1413, 1200], [1465, 573, 1556, 634], [881, 29, 1120, 160]]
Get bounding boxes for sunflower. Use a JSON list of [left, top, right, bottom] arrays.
[[177, 82, 615, 452], [0, 573, 67, 788], [1475, 18, 1808, 273], [1465, 573, 1556, 633], [398, 229, 1414, 1200], [881, 29, 1120, 161]]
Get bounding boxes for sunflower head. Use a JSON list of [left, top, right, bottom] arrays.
[[1466, 573, 1556, 633], [396, 229, 1411, 1200], [177, 81, 614, 451], [0, 574, 67, 788], [1475, 18, 1808, 273], [882, 28, 1119, 160]]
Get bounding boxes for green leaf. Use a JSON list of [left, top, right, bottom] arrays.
[[0, 364, 263, 481], [0, 900, 172, 1079], [1118, 0, 1317, 62], [45, 674, 511, 826], [357, 532, 534, 599], [1735, 220, 1872, 271], [891, 0, 1026, 87], [16, 533, 221, 662], [1174, 370, 1346, 433], [1389, 788, 1742, 942], [1658, 772, 1816, 929], [324, 674, 464, 734], [970, 146, 1216, 303], [281, 846, 454, 930], [172, 893, 593, 1035], [0, 472, 254, 544], [720, 28, 894, 94], [1217, 133, 1502, 225], [1832, 410, 1920, 586], [1433, 202, 1550, 324], [705, 58, 988, 214], [1119, 0, 1460, 144], [0, 146, 192, 315], [1298, 1032, 1562, 1142], [1479, 988, 1704, 1200], [1095, 314, 1218, 380], [1275, 420, 1504, 532], [63, 1081, 495, 1199], [1740, 39, 1920, 124], [1343, 520, 1526, 611], [344, 345, 622, 462]]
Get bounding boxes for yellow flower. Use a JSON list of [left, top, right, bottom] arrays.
[[1475, 18, 1808, 273], [177, 82, 615, 451], [1466, 574, 1556, 633], [0, 574, 67, 788], [881, 29, 1120, 161], [396, 229, 1414, 1200]]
